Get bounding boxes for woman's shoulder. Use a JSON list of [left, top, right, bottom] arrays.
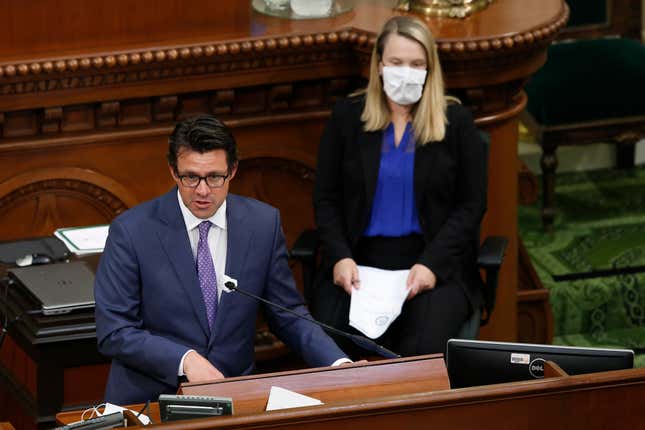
[[445, 101, 479, 139], [331, 93, 366, 118], [446, 99, 473, 122]]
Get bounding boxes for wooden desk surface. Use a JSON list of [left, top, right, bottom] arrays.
[[57, 354, 449, 424], [180, 353, 449, 414]]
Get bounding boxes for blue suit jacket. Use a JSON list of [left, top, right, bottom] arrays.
[[94, 189, 346, 404]]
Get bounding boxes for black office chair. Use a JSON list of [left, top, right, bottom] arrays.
[[291, 128, 507, 339], [291, 230, 506, 340]]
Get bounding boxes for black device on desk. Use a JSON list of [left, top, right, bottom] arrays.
[[159, 394, 234, 422], [53, 411, 124, 430], [0, 236, 70, 265]]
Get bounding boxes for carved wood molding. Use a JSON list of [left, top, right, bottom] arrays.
[[0, 4, 568, 97], [0, 79, 356, 142], [234, 157, 316, 221], [0, 31, 350, 77], [0, 167, 138, 217], [239, 157, 316, 181], [437, 5, 569, 57], [0, 31, 362, 97]]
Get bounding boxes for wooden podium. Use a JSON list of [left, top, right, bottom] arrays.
[[55, 355, 645, 429], [178, 354, 450, 413]]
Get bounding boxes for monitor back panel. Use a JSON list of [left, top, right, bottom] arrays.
[[446, 339, 634, 388]]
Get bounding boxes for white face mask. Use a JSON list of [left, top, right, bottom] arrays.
[[381, 66, 427, 106]]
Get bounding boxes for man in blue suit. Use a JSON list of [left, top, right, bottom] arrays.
[[94, 115, 349, 404]]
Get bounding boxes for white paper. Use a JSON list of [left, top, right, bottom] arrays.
[[54, 225, 109, 255], [101, 402, 151, 425], [265, 386, 323, 411], [349, 265, 409, 339]]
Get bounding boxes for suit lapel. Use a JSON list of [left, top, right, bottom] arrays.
[[223, 196, 248, 283], [209, 195, 252, 346], [359, 129, 383, 211], [156, 189, 210, 338]]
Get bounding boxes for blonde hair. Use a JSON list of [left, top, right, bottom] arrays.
[[359, 16, 449, 145]]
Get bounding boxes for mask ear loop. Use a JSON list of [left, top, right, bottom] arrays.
[[81, 403, 106, 421]]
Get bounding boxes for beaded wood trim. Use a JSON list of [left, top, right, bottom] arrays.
[[0, 4, 568, 82]]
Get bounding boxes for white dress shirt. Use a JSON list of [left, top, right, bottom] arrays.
[[177, 191, 228, 303], [177, 191, 227, 375]]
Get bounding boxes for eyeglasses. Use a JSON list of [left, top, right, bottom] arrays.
[[177, 173, 229, 188]]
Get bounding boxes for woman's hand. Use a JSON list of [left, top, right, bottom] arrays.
[[406, 264, 437, 300], [333, 258, 360, 295]]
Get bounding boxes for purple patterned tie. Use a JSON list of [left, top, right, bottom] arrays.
[[197, 221, 218, 329]]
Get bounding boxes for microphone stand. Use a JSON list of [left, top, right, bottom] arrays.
[[225, 282, 400, 359]]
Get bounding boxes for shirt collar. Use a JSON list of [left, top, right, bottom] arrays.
[[176, 189, 227, 232]]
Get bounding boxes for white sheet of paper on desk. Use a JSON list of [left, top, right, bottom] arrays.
[[54, 225, 109, 255], [265, 386, 323, 411], [349, 265, 409, 339], [102, 402, 151, 425]]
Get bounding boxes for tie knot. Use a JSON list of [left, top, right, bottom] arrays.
[[198, 221, 212, 239]]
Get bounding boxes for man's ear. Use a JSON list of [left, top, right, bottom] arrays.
[[169, 164, 179, 182], [229, 162, 238, 180]]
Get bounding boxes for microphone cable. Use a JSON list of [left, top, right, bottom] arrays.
[[136, 400, 154, 425], [225, 282, 400, 359]]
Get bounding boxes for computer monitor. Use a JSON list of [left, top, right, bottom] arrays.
[[446, 339, 634, 389]]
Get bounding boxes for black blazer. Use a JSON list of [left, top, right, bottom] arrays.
[[313, 95, 487, 307]]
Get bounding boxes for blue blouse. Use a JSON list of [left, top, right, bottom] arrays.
[[363, 122, 422, 237]]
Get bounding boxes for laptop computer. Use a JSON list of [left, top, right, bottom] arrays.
[[8, 261, 95, 315]]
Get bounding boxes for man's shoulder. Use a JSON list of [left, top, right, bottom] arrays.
[[112, 190, 172, 227]]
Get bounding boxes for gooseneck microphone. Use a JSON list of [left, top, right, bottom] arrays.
[[225, 281, 400, 359]]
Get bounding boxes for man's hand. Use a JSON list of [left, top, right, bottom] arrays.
[[406, 264, 437, 300], [183, 351, 224, 383], [333, 258, 360, 295]]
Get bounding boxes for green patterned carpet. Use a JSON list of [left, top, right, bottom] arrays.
[[519, 167, 645, 368]]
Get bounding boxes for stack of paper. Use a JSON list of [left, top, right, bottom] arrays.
[[100, 403, 151, 425], [349, 265, 410, 339], [54, 225, 110, 255]]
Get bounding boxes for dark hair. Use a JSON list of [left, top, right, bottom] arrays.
[[167, 115, 239, 172]]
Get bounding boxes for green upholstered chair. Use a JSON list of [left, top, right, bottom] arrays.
[[522, 0, 645, 231]]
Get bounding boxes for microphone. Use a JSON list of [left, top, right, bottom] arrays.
[[225, 282, 400, 359]]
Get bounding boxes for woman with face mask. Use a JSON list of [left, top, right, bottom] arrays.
[[310, 15, 487, 358]]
